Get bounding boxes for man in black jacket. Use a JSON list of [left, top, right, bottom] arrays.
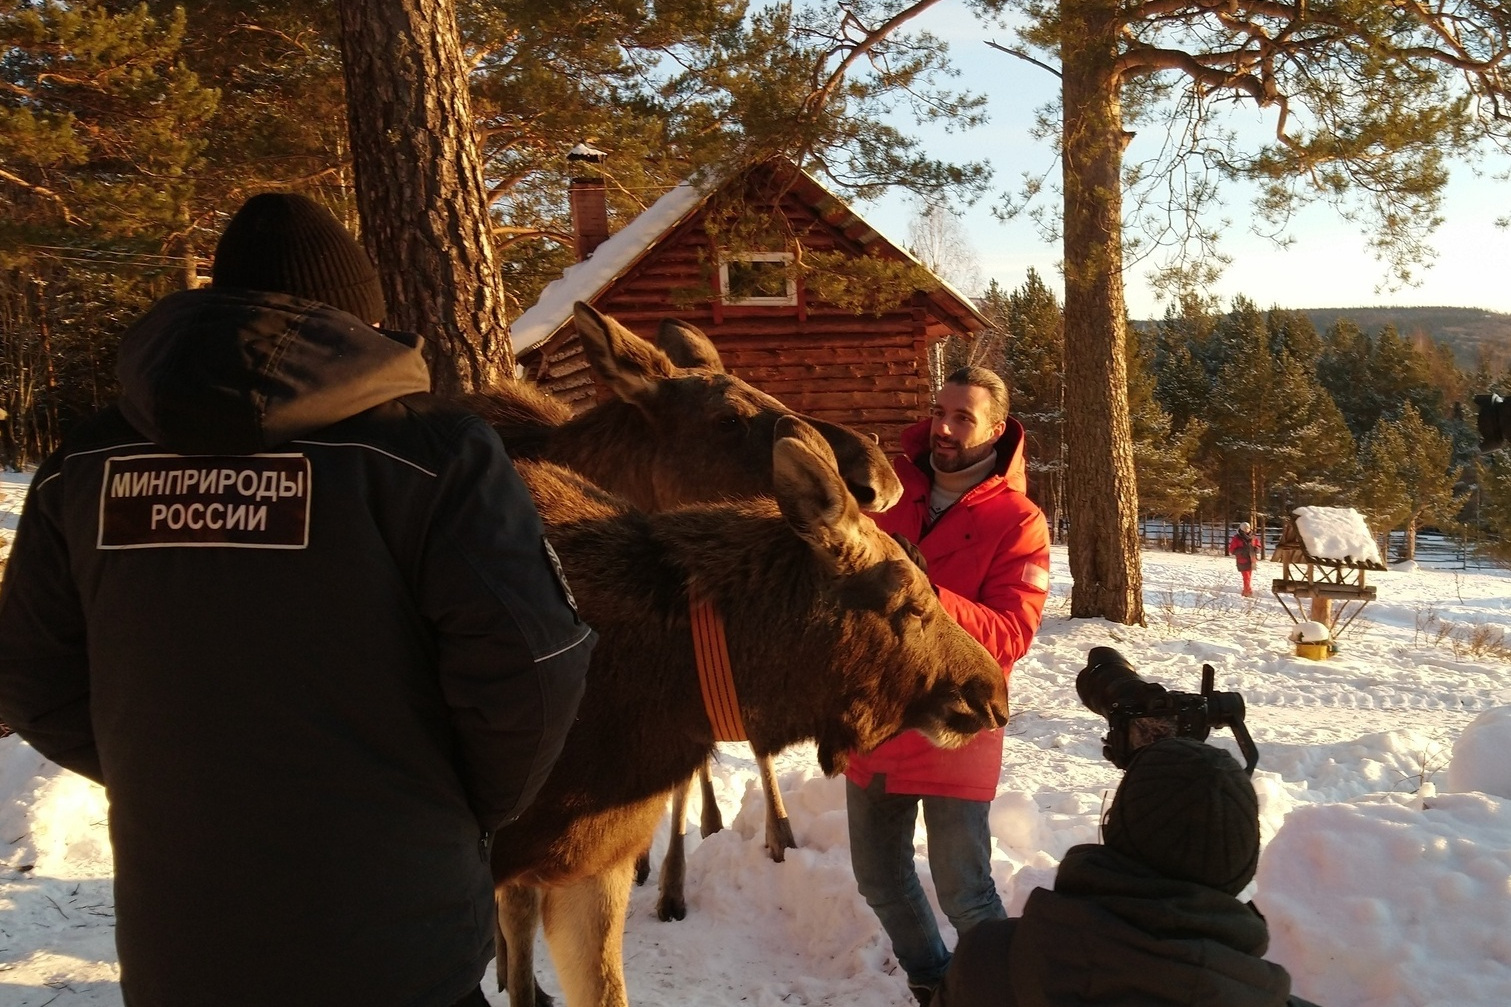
[[0, 193, 594, 1006], [935, 738, 1320, 1007]]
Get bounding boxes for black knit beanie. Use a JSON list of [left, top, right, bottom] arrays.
[[1102, 737, 1260, 896], [212, 192, 386, 324]]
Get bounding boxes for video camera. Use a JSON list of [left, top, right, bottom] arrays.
[[1076, 647, 1259, 774], [1473, 393, 1508, 453]]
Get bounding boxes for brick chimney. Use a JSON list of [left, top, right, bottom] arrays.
[[569, 178, 609, 261], [567, 142, 610, 261]]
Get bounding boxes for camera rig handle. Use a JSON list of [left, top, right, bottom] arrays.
[[1202, 663, 1259, 774]]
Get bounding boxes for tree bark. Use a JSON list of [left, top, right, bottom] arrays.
[[335, 0, 513, 394], [1060, 0, 1144, 624]]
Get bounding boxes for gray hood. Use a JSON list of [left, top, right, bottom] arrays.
[[116, 287, 431, 454]]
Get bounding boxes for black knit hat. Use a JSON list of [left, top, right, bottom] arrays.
[[1102, 737, 1260, 895], [212, 193, 386, 324]]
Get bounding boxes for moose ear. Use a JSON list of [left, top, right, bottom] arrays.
[[773, 415, 872, 572], [573, 302, 677, 405], [655, 317, 725, 372]]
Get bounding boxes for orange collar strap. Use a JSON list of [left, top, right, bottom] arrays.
[[689, 593, 747, 743]]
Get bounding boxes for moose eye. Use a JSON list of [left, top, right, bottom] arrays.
[[891, 597, 928, 634]]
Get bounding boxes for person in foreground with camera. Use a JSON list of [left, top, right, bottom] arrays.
[[934, 736, 1318, 1007], [933, 648, 1319, 1007]]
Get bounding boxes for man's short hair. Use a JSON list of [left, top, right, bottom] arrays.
[[943, 367, 1009, 425]]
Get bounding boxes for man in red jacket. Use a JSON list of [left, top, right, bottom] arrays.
[[846, 366, 1051, 1005]]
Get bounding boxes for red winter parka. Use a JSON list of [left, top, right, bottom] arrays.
[[1229, 531, 1260, 571], [845, 417, 1050, 801]]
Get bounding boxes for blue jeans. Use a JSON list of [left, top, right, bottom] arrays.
[[846, 774, 1006, 989]]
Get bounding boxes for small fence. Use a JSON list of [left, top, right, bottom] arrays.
[[1136, 520, 1501, 572]]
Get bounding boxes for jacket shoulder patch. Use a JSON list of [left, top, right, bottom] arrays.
[[1017, 560, 1050, 593]]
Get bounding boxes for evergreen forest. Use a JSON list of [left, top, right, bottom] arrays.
[[3, 1, 1510, 567], [957, 274, 1511, 566]]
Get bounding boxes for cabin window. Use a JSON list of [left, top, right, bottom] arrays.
[[719, 252, 796, 306]]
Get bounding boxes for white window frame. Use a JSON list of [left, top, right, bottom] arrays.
[[718, 251, 797, 306]]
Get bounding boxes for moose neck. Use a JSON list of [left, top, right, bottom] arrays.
[[544, 400, 663, 511], [533, 491, 835, 812]]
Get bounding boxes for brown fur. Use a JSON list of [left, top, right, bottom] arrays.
[[493, 419, 1007, 1007], [472, 304, 900, 916]]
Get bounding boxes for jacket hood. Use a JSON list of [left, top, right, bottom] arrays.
[[116, 287, 431, 454], [899, 415, 1029, 493]]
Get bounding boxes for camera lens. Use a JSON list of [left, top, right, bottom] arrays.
[[1076, 647, 1148, 718]]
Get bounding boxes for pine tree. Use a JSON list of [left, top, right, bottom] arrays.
[[1, 0, 216, 464], [1267, 308, 1323, 371], [1202, 299, 1271, 523], [1, 2, 217, 248], [1355, 419, 1413, 558], [1318, 319, 1379, 438], [1356, 403, 1465, 560], [1267, 308, 1357, 512], [1151, 293, 1216, 435], [1207, 296, 1265, 379], [1472, 453, 1511, 566], [998, 269, 1066, 526], [141, 1, 348, 219], [1371, 325, 1445, 427], [1205, 308, 1355, 535], [1128, 324, 1206, 547], [1289, 387, 1359, 509]]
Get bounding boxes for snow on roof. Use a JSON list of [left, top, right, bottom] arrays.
[[1293, 506, 1384, 568], [509, 180, 711, 355]]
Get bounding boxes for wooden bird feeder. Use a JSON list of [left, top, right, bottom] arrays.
[[1270, 508, 1386, 642]]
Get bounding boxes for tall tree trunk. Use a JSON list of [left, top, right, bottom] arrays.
[[335, 0, 513, 395], [1060, 1, 1144, 624]]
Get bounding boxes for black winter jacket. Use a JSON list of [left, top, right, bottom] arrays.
[[0, 288, 594, 1006], [936, 844, 1318, 1007]]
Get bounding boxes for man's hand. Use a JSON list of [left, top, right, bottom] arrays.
[[890, 532, 928, 575]]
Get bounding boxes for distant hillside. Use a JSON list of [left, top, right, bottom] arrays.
[[1299, 306, 1511, 368], [1134, 306, 1511, 369]]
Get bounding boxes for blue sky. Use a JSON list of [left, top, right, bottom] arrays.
[[852, 6, 1511, 318]]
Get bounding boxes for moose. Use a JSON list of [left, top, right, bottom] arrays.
[[476, 302, 901, 514], [468, 302, 902, 919], [492, 417, 1008, 1007]]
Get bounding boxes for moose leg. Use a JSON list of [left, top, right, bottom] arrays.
[[633, 848, 651, 886], [540, 858, 637, 1007], [697, 759, 723, 837], [656, 775, 693, 921], [757, 753, 797, 862], [499, 882, 554, 1007]]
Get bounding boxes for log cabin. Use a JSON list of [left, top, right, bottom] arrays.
[[509, 156, 988, 453]]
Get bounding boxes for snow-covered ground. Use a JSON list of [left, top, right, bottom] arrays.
[[2, 468, 1510, 1006]]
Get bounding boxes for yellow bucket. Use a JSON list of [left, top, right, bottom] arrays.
[[1295, 641, 1330, 660]]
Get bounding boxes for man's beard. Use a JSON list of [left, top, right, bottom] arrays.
[[931, 438, 996, 473]]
